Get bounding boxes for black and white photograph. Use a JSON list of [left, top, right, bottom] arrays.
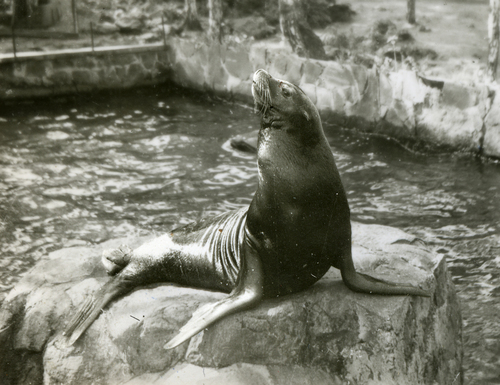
[[0, 0, 498, 384]]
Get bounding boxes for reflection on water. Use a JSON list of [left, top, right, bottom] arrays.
[[0, 87, 499, 384]]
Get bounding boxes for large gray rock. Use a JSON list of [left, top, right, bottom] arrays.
[[483, 85, 500, 158], [0, 223, 462, 385]]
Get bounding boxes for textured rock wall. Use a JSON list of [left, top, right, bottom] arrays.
[[165, 38, 499, 157], [0, 45, 172, 99], [1, 38, 499, 157], [0, 224, 462, 385]]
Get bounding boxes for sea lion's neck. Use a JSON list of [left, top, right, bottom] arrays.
[[257, 122, 335, 177], [250, 124, 344, 214]]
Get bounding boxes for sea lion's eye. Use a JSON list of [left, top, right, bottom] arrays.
[[282, 86, 291, 97]]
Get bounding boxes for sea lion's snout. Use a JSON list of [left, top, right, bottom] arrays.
[[254, 68, 271, 81], [253, 69, 270, 81], [252, 70, 272, 113]]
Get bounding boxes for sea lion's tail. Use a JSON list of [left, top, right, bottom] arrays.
[[340, 260, 431, 297], [62, 277, 129, 345]]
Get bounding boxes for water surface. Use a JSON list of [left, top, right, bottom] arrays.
[[0, 86, 499, 384]]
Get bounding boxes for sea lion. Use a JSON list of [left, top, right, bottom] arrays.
[[63, 69, 430, 350]]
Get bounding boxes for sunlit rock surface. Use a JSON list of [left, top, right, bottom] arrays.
[[0, 223, 462, 385], [484, 83, 500, 158]]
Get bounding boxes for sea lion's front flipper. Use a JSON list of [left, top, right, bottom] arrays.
[[164, 244, 264, 350], [340, 255, 431, 297]]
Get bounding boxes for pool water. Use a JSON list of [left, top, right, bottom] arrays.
[[0, 86, 499, 384]]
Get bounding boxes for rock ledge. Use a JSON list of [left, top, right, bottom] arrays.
[[0, 222, 462, 385]]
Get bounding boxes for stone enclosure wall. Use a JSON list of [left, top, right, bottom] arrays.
[[1, 37, 499, 158], [167, 38, 500, 158], [0, 45, 172, 98]]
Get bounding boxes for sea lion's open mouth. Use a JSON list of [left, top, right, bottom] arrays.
[[252, 69, 272, 114]]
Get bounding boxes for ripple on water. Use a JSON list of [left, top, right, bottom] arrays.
[[204, 164, 257, 186], [39, 122, 75, 130], [1, 167, 43, 184], [43, 186, 100, 197], [343, 160, 388, 173], [135, 134, 172, 150], [45, 200, 67, 209]]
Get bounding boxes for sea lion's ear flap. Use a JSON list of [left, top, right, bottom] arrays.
[[302, 110, 310, 121]]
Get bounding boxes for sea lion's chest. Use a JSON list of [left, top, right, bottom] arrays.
[[248, 157, 349, 266]]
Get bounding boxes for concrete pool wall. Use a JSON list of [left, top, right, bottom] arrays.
[[1, 36, 499, 158]]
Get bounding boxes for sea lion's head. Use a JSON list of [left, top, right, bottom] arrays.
[[251, 69, 323, 146]]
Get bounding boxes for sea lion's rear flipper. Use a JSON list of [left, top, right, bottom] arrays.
[[340, 256, 431, 297], [102, 245, 133, 276], [164, 245, 264, 350], [63, 246, 133, 344], [62, 277, 129, 346]]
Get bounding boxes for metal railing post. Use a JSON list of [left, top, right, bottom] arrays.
[[12, 24, 17, 59], [90, 22, 95, 53], [72, 0, 79, 34], [161, 15, 167, 48]]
